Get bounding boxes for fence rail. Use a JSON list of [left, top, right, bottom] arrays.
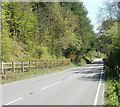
[[0, 60, 70, 74]]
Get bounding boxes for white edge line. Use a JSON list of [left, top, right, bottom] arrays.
[[40, 81, 61, 91], [93, 69, 103, 105], [4, 97, 23, 105]]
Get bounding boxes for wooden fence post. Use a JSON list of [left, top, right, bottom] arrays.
[[54, 62, 55, 67], [41, 62, 43, 68], [38, 62, 40, 69], [36, 62, 38, 69], [29, 62, 31, 70], [51, 62, 53, 68], [42, 61, 44, 68], [12, 62, 15, 72], [55, 62, 56, 67], [1, 61, 4, 74], [22, 62, 24, 72], [44, 62, 47, 68]]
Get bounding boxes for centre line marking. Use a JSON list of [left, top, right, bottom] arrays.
[[40, 81, 61, 91], [4, 97, 23, 105], [93, 69, 103, 106], [67, 74, 76, 79]]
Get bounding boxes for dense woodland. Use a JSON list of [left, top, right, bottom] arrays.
[[97, 1, 120, 105], [97, 1, 120, 80], [1, 2, 96, 63]]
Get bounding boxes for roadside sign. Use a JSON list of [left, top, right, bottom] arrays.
[[69, 54, 76, 59]]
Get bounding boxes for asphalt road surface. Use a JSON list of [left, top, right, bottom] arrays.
[[1, 59, 104, 106]]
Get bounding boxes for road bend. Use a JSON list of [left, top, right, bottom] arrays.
[[1, 59, 104, 105]]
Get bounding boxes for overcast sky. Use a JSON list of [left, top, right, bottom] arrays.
[[82, 0, 104, 33]]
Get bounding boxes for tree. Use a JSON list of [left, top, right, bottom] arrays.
[[97, 1, 120, 80], [1, 2, 96, 63]]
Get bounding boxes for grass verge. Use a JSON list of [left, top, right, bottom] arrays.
[[0, 64, 77, 85], [104, 66, 120, 105]]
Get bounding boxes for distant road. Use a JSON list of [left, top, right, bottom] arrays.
[[2, 59, 104, 105]]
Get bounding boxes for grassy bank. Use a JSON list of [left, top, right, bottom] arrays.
[[0, 63, 78, 85], [104, 66, 120, 105]]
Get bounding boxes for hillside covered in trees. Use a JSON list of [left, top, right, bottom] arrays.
[[1, 2, 96, 63], [96, 1, 120, 105]]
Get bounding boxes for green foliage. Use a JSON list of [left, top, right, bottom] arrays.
[[1, 2, 12, 61], [97, 19, 120, 80], [1, 2, 96, 63], [104, 66, 120, 105], [105, 79, 120, 105], [97, 2, 120, 104]]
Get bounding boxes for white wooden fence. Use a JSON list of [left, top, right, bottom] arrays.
[[0, 60, 70, 74]]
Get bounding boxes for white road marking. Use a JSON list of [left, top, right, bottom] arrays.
[[40, 81, 61, 91], [4, 97, 23, 105], [67, 74, 76, 79], [67, 76, 73, 79], [93, 69, 103, 105], [40, 73, 76, 91], [40, 74, 76, 91]]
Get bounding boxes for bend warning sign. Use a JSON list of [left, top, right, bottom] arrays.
[[69, 54, 76, 59]]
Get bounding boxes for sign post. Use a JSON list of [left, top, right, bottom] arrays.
[[69, 54, 76, 63]]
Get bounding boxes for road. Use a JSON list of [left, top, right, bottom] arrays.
[[1, 59, 104, 106]]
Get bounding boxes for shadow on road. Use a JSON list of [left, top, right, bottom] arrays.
[[76, 73, 104, 82], [72, 66, 103, 74], [71, 66, 104, 82], [70, 59, 104, 82]]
